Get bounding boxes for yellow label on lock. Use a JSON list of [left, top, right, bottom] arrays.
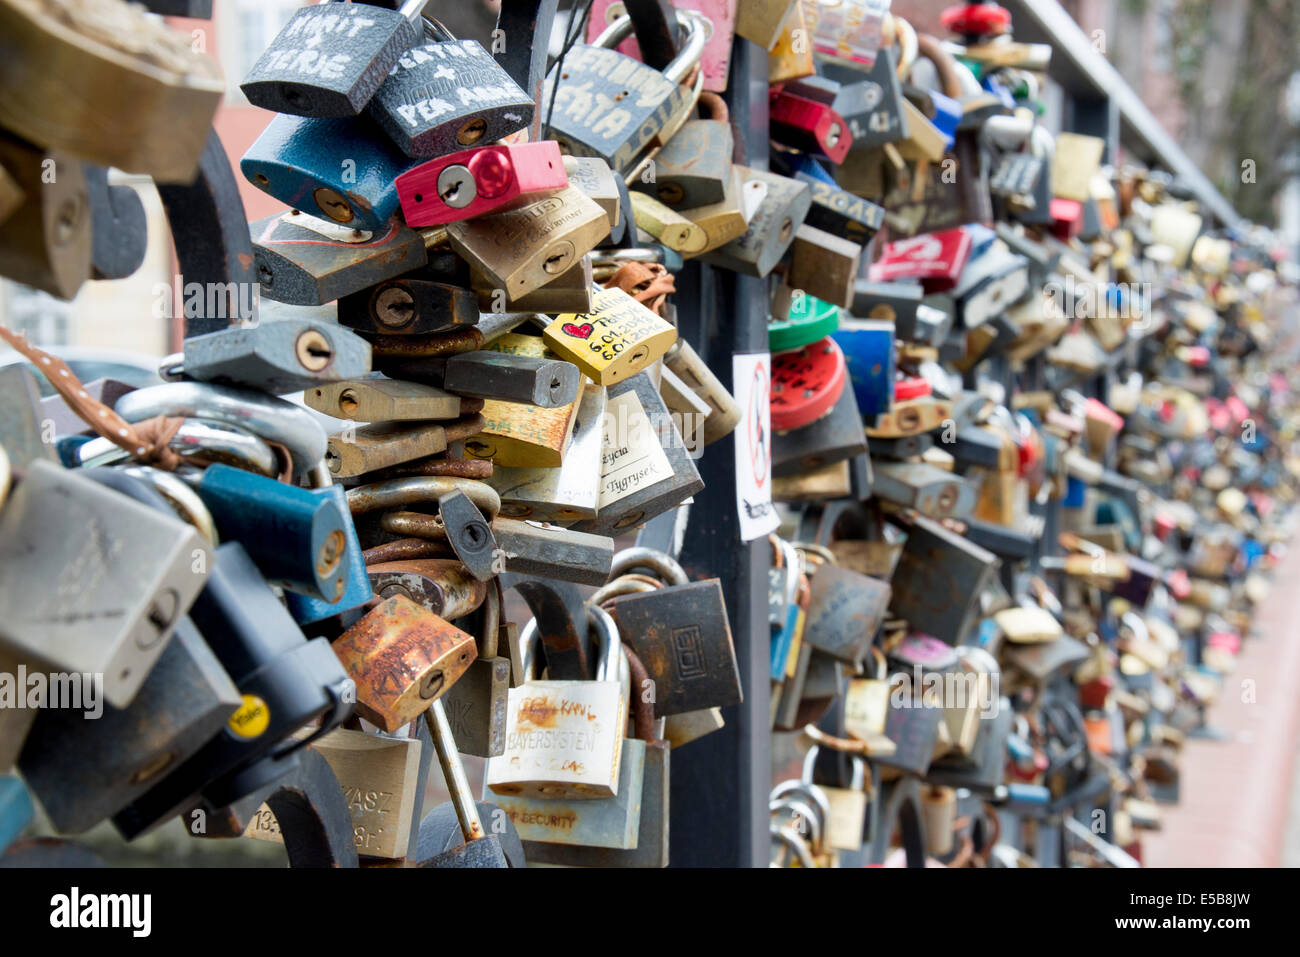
[[228, 694, 270, 739], [542, 286, 677, 386]]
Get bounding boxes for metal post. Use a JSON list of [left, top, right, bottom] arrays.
[[667, 37, 772, 868]]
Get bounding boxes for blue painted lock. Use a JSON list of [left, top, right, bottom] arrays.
[[285, 484, 374, 626], [193, 464, 355, 605], [1064, 474, 1087, 508], [241, 112, 420, 231], [832, 317, 896, 420], [0, 775, 32, 853]]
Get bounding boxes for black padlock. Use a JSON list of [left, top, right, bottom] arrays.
[[112, 543, 354, 840], [366, 23, 534, 158]]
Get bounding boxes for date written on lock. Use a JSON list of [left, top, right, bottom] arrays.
[[542, 286, 676, 386]]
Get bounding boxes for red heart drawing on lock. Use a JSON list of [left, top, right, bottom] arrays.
[[562, 322, 594, 339]]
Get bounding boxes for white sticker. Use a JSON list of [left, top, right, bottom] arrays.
[[597, 390, 674, 509], [733, 352, 779, 541]]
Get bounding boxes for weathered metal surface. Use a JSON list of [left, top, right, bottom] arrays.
[[366, 560, 488, 621], [338, 274, 480, 336], [443, 352, 581, 409], [802, 565, 891, 665], [888, 516, 998, 645], [605, 580, 742, 717], [771, 384, 867, 478], [870, 460, 977, 520], [331, 595, 477, 732]]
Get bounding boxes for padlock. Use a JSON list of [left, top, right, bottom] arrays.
[[682, 167, 765, 254], [0, 645, 37, 774], [770, 84, 854, 164], [242, 112, 421, 232], [488, 383, 606, 523], [324, 414, 482, 478], [734, 0, 798, 49], [517, 643, 670, 867], [866, 381, 953, 439], [562, 156, 624, 235], [771, 337, 847, 433], [456, 334, 583, 468], [240, 0, 424, 117], [440, 350, 581, 409], [84, 164, 147, 281], [492, 639, 643, 852], [439, 581, 511, 758], [244, 726, 422, 862], [771, 382, 866, 478], [663, 706, 725, 749], [629, 190, 707, 254], [633, 91, 732, 210], [844, 648, 892, 744], [0, 0, 222, 183], [0, 365, 57, 469], [601, 554, 741, 717], [571, 371, 704, 536], [251, 210, 446, 308], [0, 461, 210, 709], [307, 375, 475, 423], [182, 313, 372, 396], [786, 225, 862, 310], [115, 381, 328, 482], [769, 291, 839, 352], [474, 518, 614, 587], [699, 168, 811, 277], [795, 172, 884, 246], [802, 562, 891, 666], [889, 516, 998, 646], [364, 559, 488, 620], [366, 22, 535, 157], [472, 256, 595, 315], [18, 615, 241, 835], [767, 0, 815, 82], [397, 141, 567, 226], [871, 460, 977, 520], [332, 594, 477, 733], [952, 244, 1030, 329], [189, 464, 353, 605], [661, 338, 742, 446], [112, 542, 354, 839], [543, 9, 707, 176], [542, 285, 677, 386], [0, 134, 90, 300], [446, 186, 609, 301], [805, 747, 870, 852], [485, 605, 628, 799]]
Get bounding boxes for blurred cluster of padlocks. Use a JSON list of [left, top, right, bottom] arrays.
[[0, 0, 1295, 868]]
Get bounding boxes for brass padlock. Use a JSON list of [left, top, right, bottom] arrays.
[[0, 134, 89, 300], [699, 169, 811, 278], [0, 0, 223, 183], [446, 186, 609, 301]]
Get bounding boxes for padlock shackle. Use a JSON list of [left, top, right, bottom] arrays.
[[115, 381, 328, 480], [347, 476, 502, 520], [121, 465, 218, 546], [593, 9, 707, 86], [607, 546, 688, 587], [621, 642, 658, 742], [585, 603, 622, 682], [768, 797, 824, 857], [78, 417, 281, 479], [771, 824, 817, 868], [425, 700, 486, 844]]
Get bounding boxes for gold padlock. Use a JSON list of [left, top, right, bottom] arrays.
[[630, 191, 707, 255], [768, 1, 815, 83], [461, 333, 582, 468], [446, 185, 609, 301], [0, 0, 223, 183], [0, 133, 89, 300], [542, 286, 677, 386]]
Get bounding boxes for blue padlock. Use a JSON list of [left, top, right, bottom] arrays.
[[1064, 474, 1087, 509], [782, 151, 837, 186], [285, 484, 374, 626], [832, 318, 896, 420], [241, 112, 420, 232], [0, 775, 33, 853], [194, 463, 355, 605]]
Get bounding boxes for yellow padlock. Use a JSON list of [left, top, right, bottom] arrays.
[[542, 286, 677, 386]]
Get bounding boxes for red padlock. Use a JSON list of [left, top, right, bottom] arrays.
[[771, 337, 847, 432], [396, 140, 569, 226], [940, 3, 1012, 40], [769, 90, 853, 165], [868, 227, 973, 293]]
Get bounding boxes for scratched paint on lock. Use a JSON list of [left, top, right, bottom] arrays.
[[485, 680, 626, 798]]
